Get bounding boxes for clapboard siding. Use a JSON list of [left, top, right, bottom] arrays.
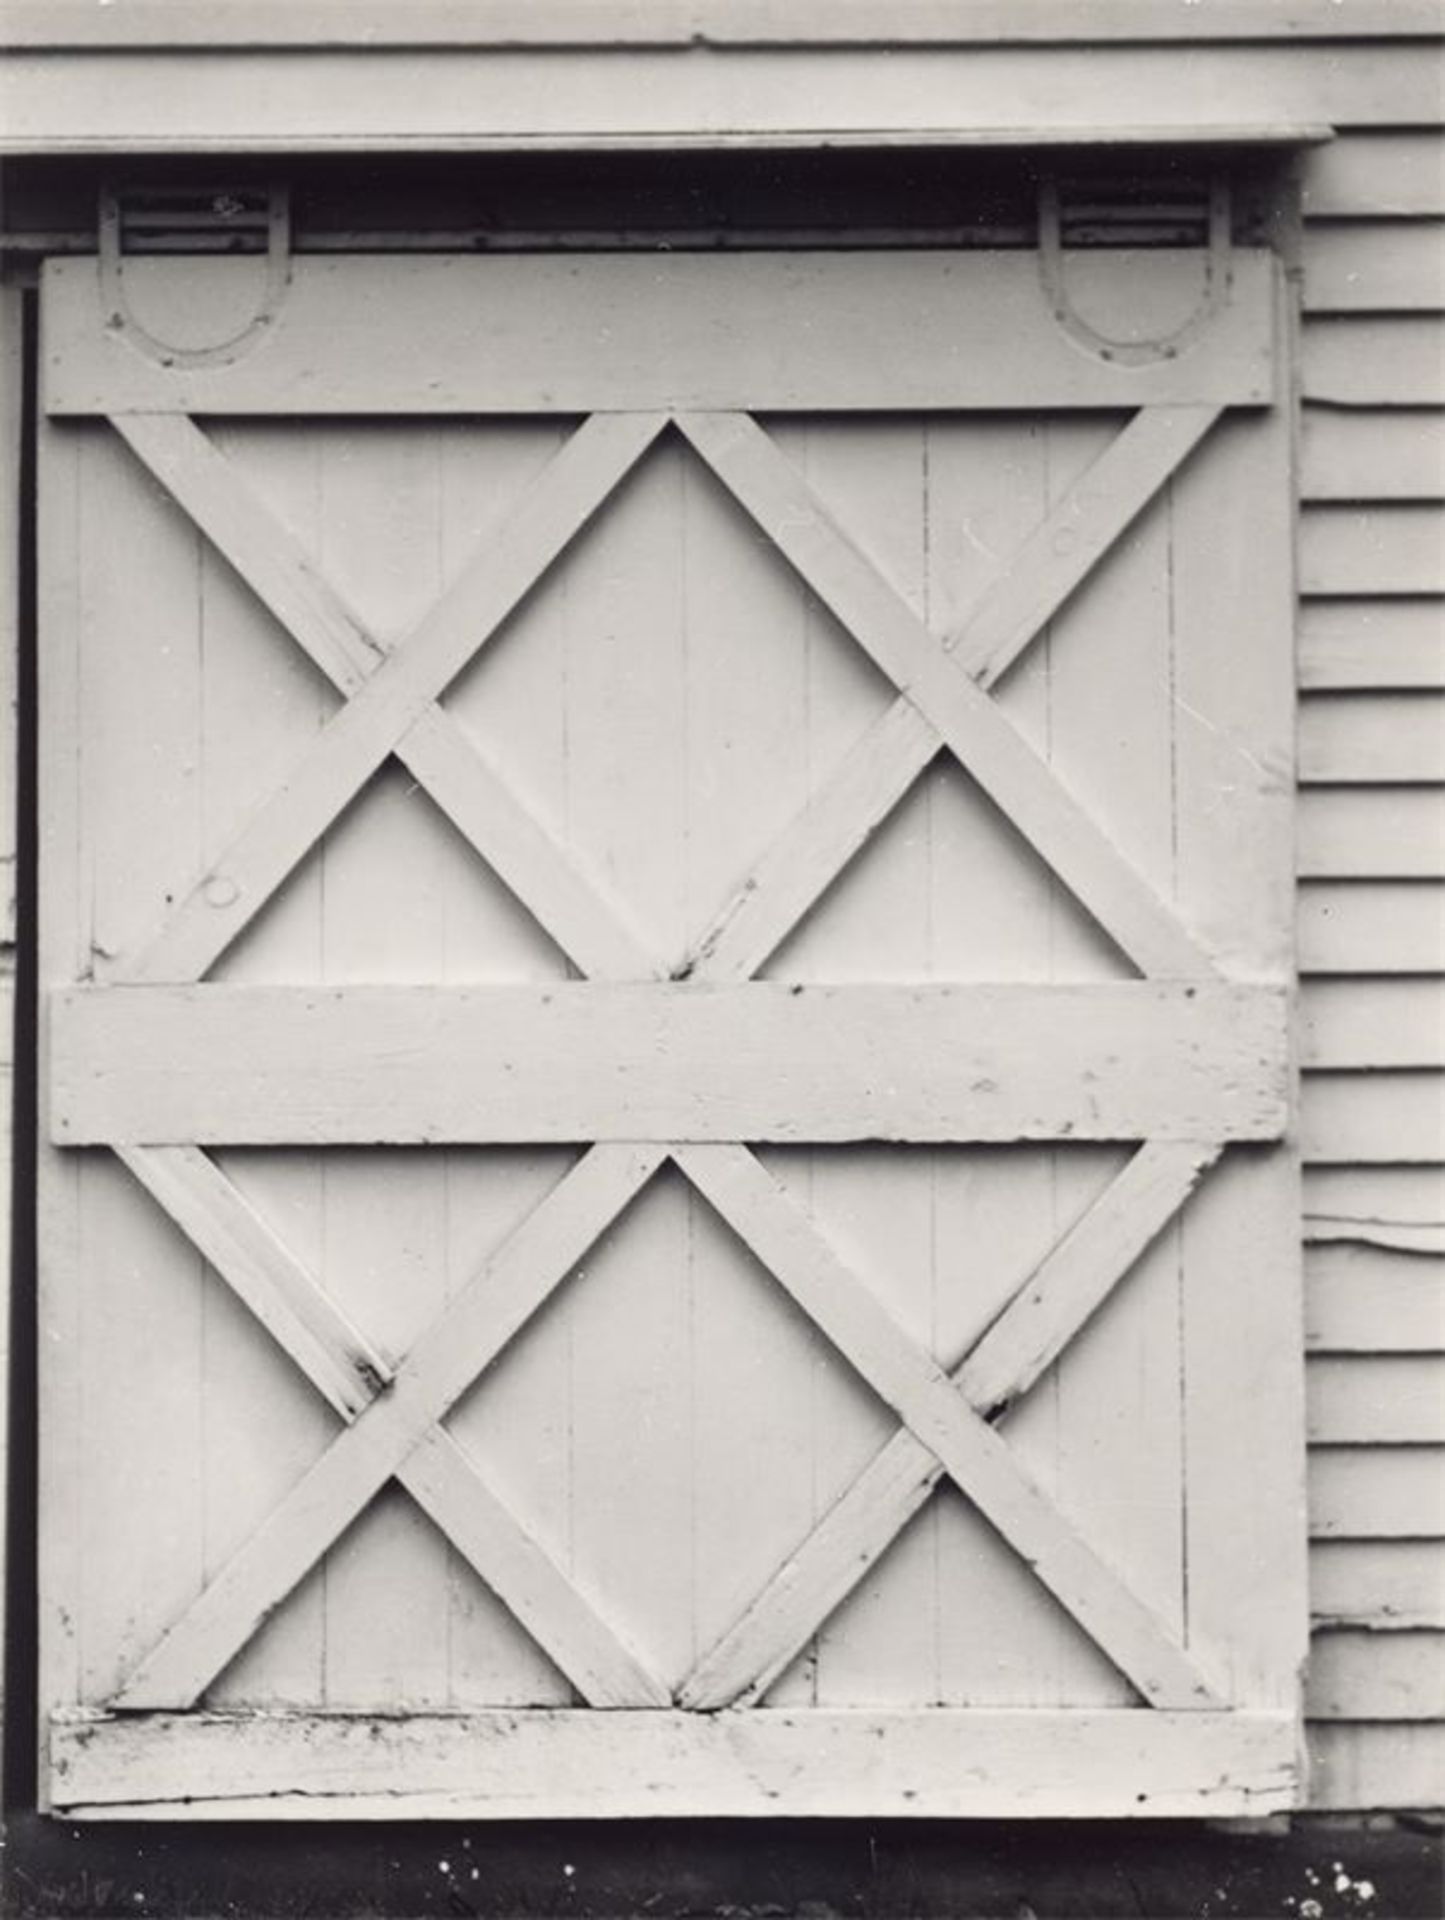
[[1299, 601, 1445, 691], [1301, 133, 1445, 219], [1310, 1541, 1445, 1629], [1299, 507, 1445, 596], [1298, 790, 1443, 878], [1300, 410, 1444, 501], [1296, 86, 1445, 1809], [1298, 693, 1445, 782], [1302, 222, 1445, 314]]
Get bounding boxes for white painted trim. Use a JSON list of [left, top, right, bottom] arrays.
[[48, 1709, 1302, 1819]]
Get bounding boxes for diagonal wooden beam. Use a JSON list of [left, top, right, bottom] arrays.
[[111, 415, 657, 984], [673, 1142, 1222, 1711], [113, 410, 667, 986], [948, 404, 1222, 689], [112, 1141, 668, 1711], [116, 1143, 670, 1708], [118, 1143, 392, 1420], [679, 408, 1221, 980], [675, 411, 1216, 983], [680, 1139, 1223, 1708]]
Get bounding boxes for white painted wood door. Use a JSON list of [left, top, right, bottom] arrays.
[[37, 243, 1305, 1818]]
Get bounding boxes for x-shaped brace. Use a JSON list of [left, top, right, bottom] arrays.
[[104, 405, 1231, 1713]]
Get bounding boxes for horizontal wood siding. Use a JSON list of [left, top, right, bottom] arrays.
[[1299, 92, 1445, 1810]]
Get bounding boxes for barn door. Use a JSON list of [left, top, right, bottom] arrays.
[[37, 239, 1305, 1818]]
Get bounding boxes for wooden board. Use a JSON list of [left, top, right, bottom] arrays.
[[1306, 1243, 1445, 1353], [1305, 1168, 1445, 1258], [1300, 408, 1445, 505], [1308, 1448, 1445, 1540], [47, 1708, 1300, 1821], [1298, 883, 1445, 974], [1303, 318, 1445, 406], [1300, 409, 1445, 502], [1302, 1075, 1445, 1166], [1299, 602, 1445, 691], [1299, 508, 1445, 597], [49, 982, 1290, 1147], [1301, 981, 1445, 1069], [1298, 693, 1445, 783], [1306, 1631, 1445, 1720], [41, 253, 1278, 415], [1303, 223, 1445, 315], [5, 1, 1442, 48], [1298, 791, 1444, 880], [1302, 135, 1445, 219], [1309, 1541, 1445, 1629], [1307, 1722, 1445, 1812], [1307, 1357, 1445, 1444]]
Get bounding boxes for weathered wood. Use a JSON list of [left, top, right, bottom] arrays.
[[677, 410, 1216, 981], [391, 1428, 670, 1711], [50, 983, 1288, 1147], [681, 1141, 1220, 1710], [116, 411, 665, 984], [1307, 1722, 1445, 1813], [947, 406, 1220, 685], [1303, 318, 1445, 406], [1300, 409, 1445, 502], [115, 1141, 667, 1709], [676, 1143, 1222, 1710], [43, 253, 1277, 416], [1303, 135, 1445, 219], [1308, 1447, 1445, 1540], [1304, 223, 1445, 315], [1298, 790, 1444, 879], [1299, 601, 1445, 691], [1306, 1630, 1445, 1720], [679, 697, 937, 982], [112, 413, 657, 982], [1307, 1244, 1445, 1355], [1298, 882, 1445, 974], [1310, 1540, 1445, 1630], [1302, 1074, 1445, 1166], [5, 44, 1419, 158], [1300, 980, 1445, 1070], [47, 1708, 1299, 1821], [112, 1143, 664, 1709], [1305, 1168, 1445, 1258], [1300, 506, 1445, 596], [1299, 692, 1445, 783], [1308, 1357, 1445, 1446], [116, 1145, 391, 1419], [6, 1, 1441, 48]]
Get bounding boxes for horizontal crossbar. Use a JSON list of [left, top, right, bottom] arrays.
[[47, 1708, 1300, 1820], [50, 982, 1288, 1145], [43, 252, 1277, 415]]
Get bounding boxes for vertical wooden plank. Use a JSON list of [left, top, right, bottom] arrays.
[[1172, 393, 1306, 1710], [924, 416, 1104, 1707], [311, 424, 452, 1708], [0, 277, 22, 1751], [36, 416, 83, 1788], [201, 424, 331, 1708], [74, 425, 208, 1705], [1039, 418, 1186, 1678]]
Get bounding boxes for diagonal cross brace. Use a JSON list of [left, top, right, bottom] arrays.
[[113, 1141, 669, 1711], [674, 1142, 1224, 1710], [101, 403, 1238, 1716], [113, 410, 667, 987], [674, 410, 1218, 983], [679, 1138, 1224, 1709], [110, 415, 657, 986]]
